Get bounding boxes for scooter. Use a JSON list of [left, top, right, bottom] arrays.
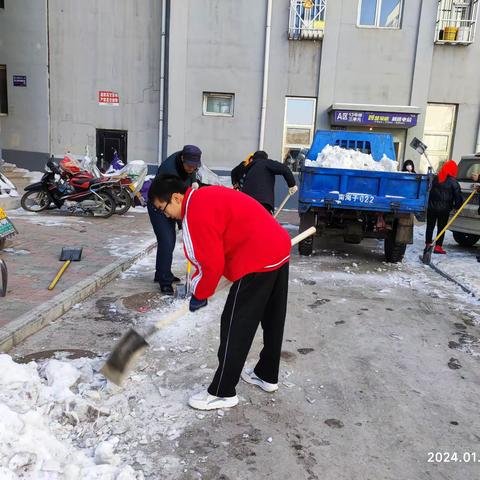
[[21, 161, 117, 218]]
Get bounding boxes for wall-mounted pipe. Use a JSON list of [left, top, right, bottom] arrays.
[[158, 0, 170, 164], [259, 0, 273, 150]]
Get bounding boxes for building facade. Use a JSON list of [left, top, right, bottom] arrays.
[[1, 0, 480, 173]]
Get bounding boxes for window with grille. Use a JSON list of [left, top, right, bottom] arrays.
[[288, 0, 326, 40], [0, 65, 8, 115], [435, 0, 478, 44]]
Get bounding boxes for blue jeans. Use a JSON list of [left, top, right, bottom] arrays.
[[147, 202, 177, 286]]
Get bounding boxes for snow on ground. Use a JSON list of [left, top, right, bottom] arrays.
[[0, 354, 141, 479], [305, 145, 398, 172]]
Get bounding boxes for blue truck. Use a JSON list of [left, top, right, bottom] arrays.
[[298, 130, 432, 262]]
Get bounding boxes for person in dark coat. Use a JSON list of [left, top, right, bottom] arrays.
[[148, 145, 201, 294], [230, 151, 297, 214], [402, 159, 416, 173], [425, 160, 463, 255]]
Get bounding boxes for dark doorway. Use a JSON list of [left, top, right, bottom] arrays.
[[96, 129, 127, 170]]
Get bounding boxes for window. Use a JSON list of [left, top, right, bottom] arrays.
[[288, 0, 326, 40], [0, 1, 4, 9], [282, 97, 316, 163], [435, 0, 478, 44], [0, 65, 7, 115], [358, 0, 403, 28], [202, 93, 234, 117]]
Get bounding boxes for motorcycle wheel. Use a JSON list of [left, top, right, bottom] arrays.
[[112, 187, 133, 215], [94, 191, 116, 218], [21, 190, 50, 212]]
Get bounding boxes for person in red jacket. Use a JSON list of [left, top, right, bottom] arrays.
[[148, 174, 291, 410]]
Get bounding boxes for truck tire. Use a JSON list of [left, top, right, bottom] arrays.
[[384, 234, 406, 263], [452, 231, 480, 247], [299, 211, 315, 256]]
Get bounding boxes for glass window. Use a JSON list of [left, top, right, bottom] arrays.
[[282, 97, 316, 165], [358, 0, 403, 28], [359, 0, 377, 25], [203, 93, 234, 117], [0, 65, 7, 115], [0, 1, 4, 9]]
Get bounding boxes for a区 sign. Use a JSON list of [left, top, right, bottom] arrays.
[[332, 110, 418, 128], [98, 91, 120, 106]]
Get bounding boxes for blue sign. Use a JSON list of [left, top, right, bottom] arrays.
[[332, 110, 418, 128], [13, 75, 27, 87]]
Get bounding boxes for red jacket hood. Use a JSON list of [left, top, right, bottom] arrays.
[[438, 160, 458, 183]]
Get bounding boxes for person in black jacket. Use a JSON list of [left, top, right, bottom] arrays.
[[230, 151, 297, 214], [148, 145, 201, 294], [425, 160, 463, 255]]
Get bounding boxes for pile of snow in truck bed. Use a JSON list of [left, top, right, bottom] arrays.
[[305, 145, 399, 172]]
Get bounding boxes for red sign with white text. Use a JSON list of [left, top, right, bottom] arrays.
[[98, 91, 119, 106]]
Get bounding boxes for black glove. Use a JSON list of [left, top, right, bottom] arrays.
[[189, 295, 208, 312]]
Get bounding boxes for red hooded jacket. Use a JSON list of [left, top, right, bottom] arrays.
[[181, 186, 291, 300]]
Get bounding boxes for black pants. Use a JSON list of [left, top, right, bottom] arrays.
[[208, 263, 289, 398], [260, 202, 274, 215], [426, 210, 450, 246], [147, 202, 177, 286]]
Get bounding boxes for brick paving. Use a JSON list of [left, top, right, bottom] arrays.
[[0, 208, 155, 326]]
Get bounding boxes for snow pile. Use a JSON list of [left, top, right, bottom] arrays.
[[0, 354, 141, 479], [305, 145, 398, 172], [0, 173, 19, 198]]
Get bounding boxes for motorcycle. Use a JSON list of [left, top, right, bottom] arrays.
[[58, 156, 134, 215], [81, 153, 148, 209], [21, 161, 116, 218]]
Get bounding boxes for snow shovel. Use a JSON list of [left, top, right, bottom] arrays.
[[100, 226, 317, 386], [175, 261, 192, 299], [421, 189, 477, 265], [48, 247, 83, 290]]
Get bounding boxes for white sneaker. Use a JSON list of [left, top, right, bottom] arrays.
[[188, 389, 239, 410], [241, 367, 278, 393]]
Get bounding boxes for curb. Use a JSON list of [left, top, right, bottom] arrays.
[[0, 240, 157, 352]]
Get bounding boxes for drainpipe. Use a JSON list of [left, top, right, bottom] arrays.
[[259, 0, 273, 150], [158, 0, 170, 164]]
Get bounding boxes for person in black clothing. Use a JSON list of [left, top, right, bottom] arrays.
[[425, 160, 463, 255], [148, 145, 201, 294], [230, 151, 297, 214], [402, 159, 416, 173]]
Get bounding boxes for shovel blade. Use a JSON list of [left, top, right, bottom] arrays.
[[421, 246, 433, 265], [60, 247, 83, 262], [175, 283, 187, 299], [100, 328, 149, 386]]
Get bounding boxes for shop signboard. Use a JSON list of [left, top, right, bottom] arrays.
[[332, 110, 418, 128]]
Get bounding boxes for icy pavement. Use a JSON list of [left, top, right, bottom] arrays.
[[6, 227, 480, 479]]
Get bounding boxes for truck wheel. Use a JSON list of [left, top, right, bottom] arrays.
[[384, 235, 406, 263], [299, 211, 315, 256], [452, 231, 480, 247]]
